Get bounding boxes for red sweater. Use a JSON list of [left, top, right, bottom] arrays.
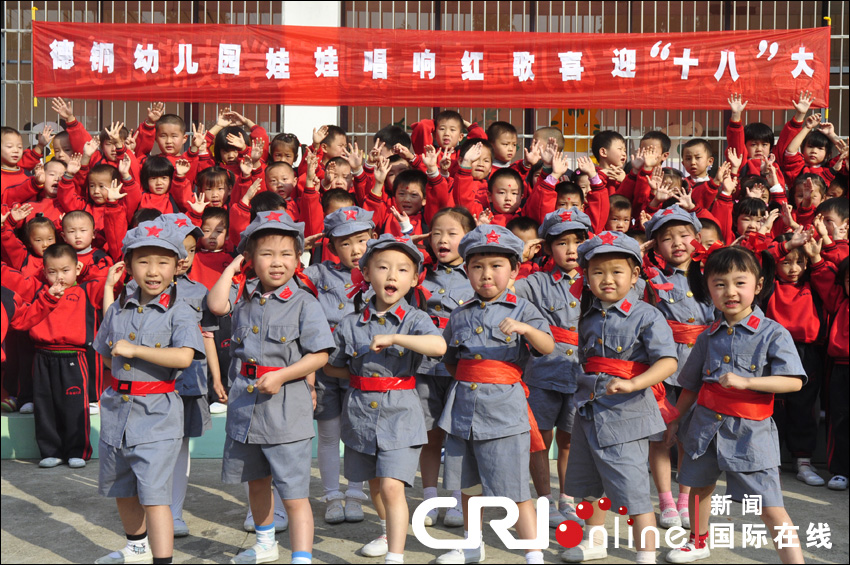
[[189, 250, 233, 290], [810, 260, 849, 362], [2, 285, 60, 363], [765, 278, 822, 343]]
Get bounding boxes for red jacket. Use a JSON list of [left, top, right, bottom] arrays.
[[810, 259, 849, 362], [765, 278, 822, 343], [2, 284, 59, 363], [189, 250, 233, 290]]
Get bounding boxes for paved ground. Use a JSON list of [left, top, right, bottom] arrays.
[[1, 458, 846, 564]]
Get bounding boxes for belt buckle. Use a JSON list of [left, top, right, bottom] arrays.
[[116, 380, 132, 393], [245, 363, 257, 378]]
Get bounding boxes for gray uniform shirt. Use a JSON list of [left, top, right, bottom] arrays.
[[419, 262, 475, 377]]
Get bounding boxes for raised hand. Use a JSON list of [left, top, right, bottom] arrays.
[[604, 165, 626, 183], [390, 206, 410, 226], [648, 165, 664, 193], [792, 90, 814, 116], [187, 192, 209, 214], [106, 261, 126, 287], [541, 137, 557, 167], [343, 142, 364, 171], [422, 145, 440, 173], [575, 155, 596, 177], [226, 132, 246, 151], [393, 143, 415, 161], [191, 122, 206, 151], [461, 142, 482, 168], [51, 97, 74, 121], [118, 154, 132, 178], [216, 107, 233, 128], [727, 92, 748, 117], [804, 112, 822, 130], [83, 138, 99, 158], [38, 125, 55, 148], [33, 162, 46, 186], [312, 125, 329, 147], [239, 156, 253, 178], [106, 179, 126, 203], [713, 160, 732, 185], [146, 101, 165, 124], [802, 233, 823, 260], [673, 185, 696, 211], [174, 158, 191, 177], [10, 203, 34, 223], [817, 121, 836, 139], [759, 208, 780, 234], [726, 146, 742, 171], [66, 153, 83, 176], [368, 139, 386, 165], [105, 121, 125, 145], [524, 138, 542, 167], [304, 232, 324, 252], [241, 179, 263, 205], [630, 147, 646, 171], [641, 144, 660, 169], [124, 130, 139, 153], [476, 209, 493, 226], [373, 156, 391, 188], [439, 147, 454, 173], [551, 151, 569, 179], [250, 138, 265, 163]]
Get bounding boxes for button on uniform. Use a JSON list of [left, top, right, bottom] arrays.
[[252, 325, 259, 333], [369, 401, 378, 409], [727, 327, 734, 335], [259, 298, 266, 305], [137, 307, 143, 313], [122, 394, 130, 402], [279, 337, 287, 343], [247, 385, 254, 393], [123, 363, 131, 371], [569, 301, 577, 308], [128, 332, 136, 340], [723, 355, 731, 363], [474, 354, 482, 360], [715, 413, 723, 421], [475, 326, 483, 334], [470, 383, 478, 390], [378, 318, 386, 325], [338, 302, 345, 310]]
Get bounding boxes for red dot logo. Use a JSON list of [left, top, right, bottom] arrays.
[[627, 518, 634, 526], [575, 501, 594, 520], [556, 520, 584, 548], [598, 497, 611, 511], [618, 505, 629, 515]]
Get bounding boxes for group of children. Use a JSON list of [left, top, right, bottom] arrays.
[[0, 90, 848, 565]]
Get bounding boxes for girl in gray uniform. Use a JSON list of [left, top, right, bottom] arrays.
[[93, 218, 205, 565], [325, 233, 447, 564]]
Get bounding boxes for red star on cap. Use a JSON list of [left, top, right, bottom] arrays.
[[559, 211, 573, 221], [145, 225, 163, 237], [265, 211, 283, 222], [485, 230, 501, 243], [661, 208, 676, 216], [394, 236, 409, 243], [598, 232, 617, 245], [343, 210, 358, 220], [174, 218, 189, 227]]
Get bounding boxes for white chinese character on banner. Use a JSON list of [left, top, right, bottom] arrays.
[[791, 46, 815, 78], [611, 48, 636, 78], [512, 51, 535, 82], [413, 49, 436, 79], [266, 48, 290, 79], [773, 524, 800, 549], [315, 46, 339, 78], [90, 42, 114, 74], [742, 494, 763, 516], [133, 44, 159, 74], [742, 524, 770, 548], [710, 523, 734, 549], [714, 50, 740, 82], [710, 494, 732, 516], [174, 44, 199, 75], [49, 39, 75, 70], [805, 523, 832, 549], [558, 52, 584, 81], [218, 43, 241, 76], [673, 48, 699, 79], [364, 49, 388, 80], [461, 51, 484, 81]]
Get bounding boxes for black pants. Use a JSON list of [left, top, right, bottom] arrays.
[[32, 350, 92, 460], [209, 313, 233, 404], [826, 362, 849, 477], [84, 346, 105, 404], [774, 342, 823, 458]]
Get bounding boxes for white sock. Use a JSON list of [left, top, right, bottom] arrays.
[[423, 486, 438, 499], [463, 530, 482, 548], [125, 536, 148, 555], [635, 550, 656, 563], [525, 550, 544, 564], [385, 551, 404, 563], [347, 481, 365, 497], [272, 486, 286, 517], [585, 528, 606, 547], [380, 519, 387, 536], [170, 438, 190, 519], [317, 417, 342, 495], [255, 523, 275, 549]]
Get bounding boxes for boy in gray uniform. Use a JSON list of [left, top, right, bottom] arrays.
[[93, 219, 205, 565]]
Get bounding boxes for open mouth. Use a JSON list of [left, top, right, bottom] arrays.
[[144, 280, 162, 290], [384, 284, 398, 296], [437, 246, 452, 257]]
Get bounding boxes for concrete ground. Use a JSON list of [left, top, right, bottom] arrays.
[[1, 458, 846, 564]]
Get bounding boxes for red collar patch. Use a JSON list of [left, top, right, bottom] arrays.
[[280, 286, 293, 300], [505, 292, 517, 304], [362, 307, 370, 322], [552, 269, 563, 282], [344, 209, 358, 220], [485, 230, 501, 243], [710, 320, 721, 333], [158, 293, 171, 307], [599, 232, 617, 245], [747, 315, 761, 330], [174, 218, 188, 227], [145, 225, 163, 237], [394, 305, 407, 320], [620, 299, 632, 313], [265, 211, 283, 222]]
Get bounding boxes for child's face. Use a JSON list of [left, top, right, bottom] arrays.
[[28, 225, 56, 256], [600, 139, 627, 167], [681, 146, 714, 178], [489, 176, 521, 214], [736, 212, 764, 236], [51, 136, 73, 163], [321, 134, 347, 160], [707, 268, 763, 325], [326, 162, 352, 190], [147, 175, 171, 196], [200, 217, 227, 251], [698, 227, 719, 248], [362, 249, 417, 310], [62, 216, 95, 250], [1, 133, 23, 166], [176, 235, 197, 276], [492, 132, 518, 163], [557, 192, 583, 210], [745, 140, 771, 161], [43, 161, 66, 198], [202, 179, 231, 208], [436, 119, 463, 149], [331, 230, 371, 270], [826, 183, 845, 199], [470, 147, 493, 181], [430, 214, 466, 265], [605, 209, 631, 234], [510, 227, 538, 247], [793, 182, 824, 209], [639, 139, 670, 164], [395, 183, 425, 216], [655, 224, 696, 269], [386, 161, 409, 191], [466, 254, 517, 301], [128, 247, 178, 301], [156, 123, 187, 155], [43, 254, 81, 289], [266, 166, 296, 200], [776, 251, 807, 284], [251, 234, 299, 292], [821, 211, 848, 240], [88, 172, 112, 205], [101, 139, 119, 162], [271, 144, 297, 164], [586, 256, 639, 303], [547, 232, 584, 273], [802, 143, 826, 167]]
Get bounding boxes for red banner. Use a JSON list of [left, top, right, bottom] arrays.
[[32, 21, 829, 109]]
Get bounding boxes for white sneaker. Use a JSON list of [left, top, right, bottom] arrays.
[[549, 503, 566, 528], [230, 541, 279, 564], [360, 535, 389, 557], [423, 506, 439, 526], [443, 502, 464, 528], [560, 539, 607, 562], [679, 508, 691, 530], [39, 457, 63, 468], [324, 499, 345, 524], [68, 458, 86, 468], [19, 402, 34, 414], [665, 542, 710, 563], [94, 545, 153, 564], [558, 500, 584, 527], [828, 475, 848, 490], [210, 402, 228, 414], [436, 544, 484, 564], [796, 460, 825, 486], [658, 506, 682, 529], [173, 517, 189, 537], [89, 402, 100, 415]]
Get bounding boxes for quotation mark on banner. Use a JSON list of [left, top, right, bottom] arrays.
[[757, 40, 780, 60], [555, 499, 630, 548]]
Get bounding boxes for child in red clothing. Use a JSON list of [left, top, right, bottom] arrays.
[[590, 130, 628, 193], [453, 139, 493, 211], [269, 133, 301, 166], [190, 207, 233, 291], [61, 210, 112, 282], [2, 208, 56, 279], [725, 93, 787, 189], [136, 156, 193, 214], [606, 195, 633, 233], [2, 161, 64, 229], [487, 121, 519, 169], [813, 199, 849, 264], [196, 166, 235, 211], [1, 127, 30, 197]]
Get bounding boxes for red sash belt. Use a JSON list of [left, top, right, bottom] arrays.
[[583, 357, 679, 423], [697, 382, 774, 421], [349, 375, 416, 392], [455, 359, 545, 453], [240, 363, 306, 385], [112, 378, 175, 396], [550, 325, 579, 346], [667, 320, 708, 345]]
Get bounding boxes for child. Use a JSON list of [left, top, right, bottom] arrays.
[[437, 224, 555, 565], [324, 233, 447, 564], [210, 211, 334, 565], [507, 215, 544, 278], [2, 209, 57, 278], [779, 92, 836, 184], [605, 195, 632, 233], [269, 132, 301, 165], [92, 219, 205, 565], [61, 210, 113, 282], [726, 93, 787, 188], [560, 231, 677, 564], [301, 206, 375, 525], [190, 207, 234, 290], [417, 207, 477, 529], [137, 155, 193, 214], [2, 160, 64, 229], [486, 121, 519, 168], [814, 197, 849, 264], [194, 166, 234, 211], [665, 245, 805, 563], [642, 206, 717, 530], [698, 217, 723, 247], [591, 130, 628, 192], [680, 139, 715, 186], [513, 209, 592, 528], [453, 139, 494, 211], [459, 161, 524, 227], [1, 127, 34, 196], [410, 110, 486, 158]]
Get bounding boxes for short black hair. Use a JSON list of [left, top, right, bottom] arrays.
[[506, 215, 539, 234], [88, 163, 121, 183], [25, 215, 57, 240], [591, 130, 625, 161], [744, 122, 775, 147], [488, 167, 523, 192], [156, 114, 186, 133], [374, 125, 411, 150], [265, 161, 296, 178], [816, 197, 849, 222], [99, 125, 129, 144], [140, 155, 174, 189], [393, 169, 428, 196], [641, 130, 671, 154], [321, 188, 355, 213], [132, 208, 162, 227], [555, 181, 585, 204], [733, 197, 767, 222], [435, 110, 463, 128], [249, 192, 285, 221], [201, 206, 229, 230], [43, 242, 77, 263], [196, 166, 234, 191], [689, 245, 774, 306], [609, 194, 632, 213], [0, 126, 21, 139], [61, 210, 95, 230], [486, 121, 518, 142], [699, 217, 723, 240], [430, 207, 476, 233], [802, 129, 833, 161], [320, 125, 347, 146], [681, 138, 713, 158]]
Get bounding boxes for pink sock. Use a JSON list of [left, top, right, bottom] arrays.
[[677, 493, 690, 510], [659, 491, 675, 510]]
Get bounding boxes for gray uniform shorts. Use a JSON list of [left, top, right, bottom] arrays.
[[314, 371, 348, 421], [527, 385, 575, 432], [443, 432, 531, 502], [221, 436, 312, 499], [343, 444, 422, 487], [416, 374, 454, 430], [98, 437, 182, 506]]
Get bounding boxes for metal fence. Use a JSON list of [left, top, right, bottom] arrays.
[[3, 1, 848, 167]]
